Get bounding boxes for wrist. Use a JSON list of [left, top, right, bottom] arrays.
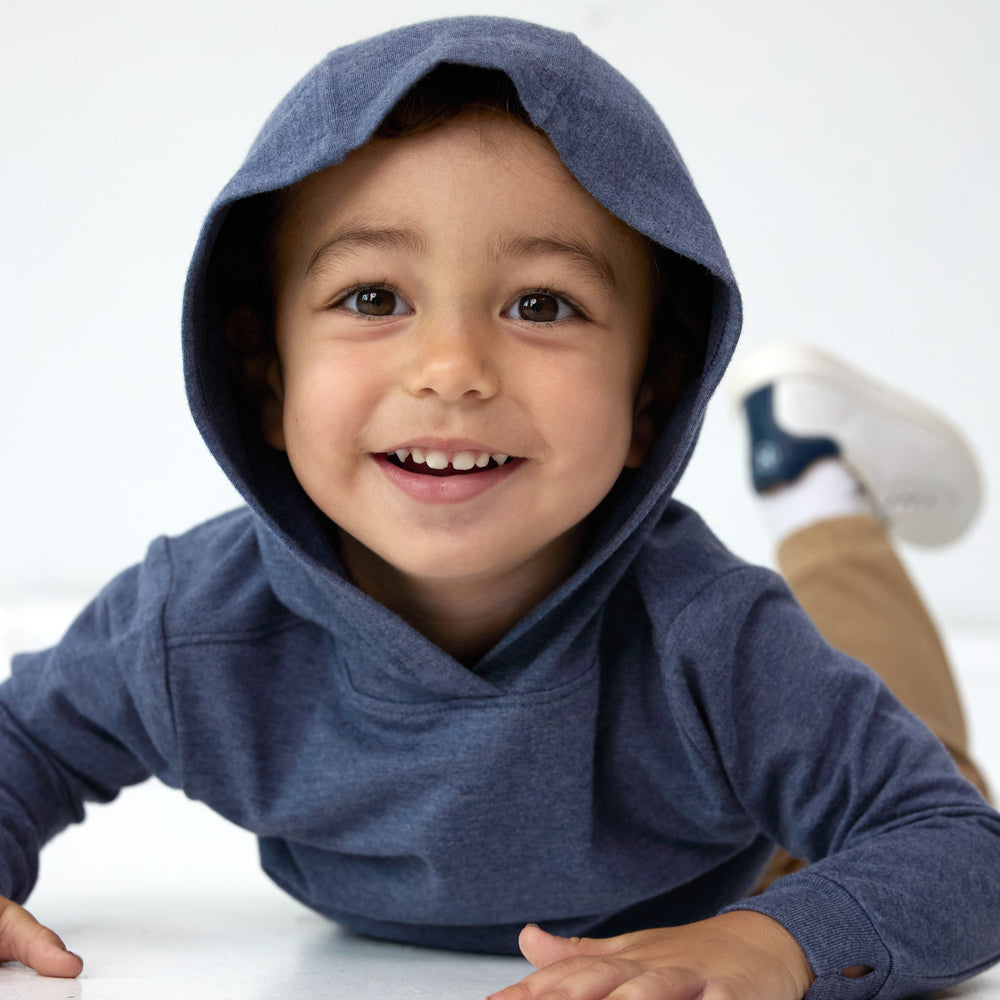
[[714, 909, 815, 998]]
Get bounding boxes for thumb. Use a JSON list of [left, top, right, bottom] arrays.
[[517, 924, 615, 969], [0, 897, 83, 978]]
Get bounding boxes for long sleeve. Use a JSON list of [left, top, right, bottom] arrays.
[[0, 538, 179, 901], [684, 573, 1000, 999]]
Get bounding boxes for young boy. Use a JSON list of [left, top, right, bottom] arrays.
[[1, 16, 997, 1000]]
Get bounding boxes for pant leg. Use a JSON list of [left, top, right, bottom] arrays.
[[754, 514, 989, 893], [777, 514, 987, 796]]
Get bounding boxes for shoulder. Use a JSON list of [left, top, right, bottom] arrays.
[[623, 504, 897, 734], [617, 502, 855, 720], [627, 501, 790, 631], [150, 507, 298, 642]]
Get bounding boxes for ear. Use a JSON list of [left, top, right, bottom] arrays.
[[223, 307, 287, 451], [624, 382, 656, 469]]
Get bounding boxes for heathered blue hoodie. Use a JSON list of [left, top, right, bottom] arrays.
[[2, 17, 999, 999]]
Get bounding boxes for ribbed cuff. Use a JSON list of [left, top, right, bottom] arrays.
[[722, 871, 892, 1000]]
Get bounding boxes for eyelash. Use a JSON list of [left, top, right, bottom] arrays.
[[329, 281, 409, 318], [505, 286, 586, 323], [328, 282, 586, 323]]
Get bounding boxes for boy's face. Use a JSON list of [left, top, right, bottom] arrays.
[[262, 112, 655, 599]]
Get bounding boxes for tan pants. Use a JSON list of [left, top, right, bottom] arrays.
[[755, 515, 989, 889]]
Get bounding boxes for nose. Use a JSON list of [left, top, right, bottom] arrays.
[[402, 316, 500, 401]]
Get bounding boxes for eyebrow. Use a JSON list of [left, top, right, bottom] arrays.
[[305, 226, 428, 277], [304, 225, 621, 296], [490, 234, 620, 295]]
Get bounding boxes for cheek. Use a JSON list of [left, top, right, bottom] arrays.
[[279, 349, 376, 457], [540, 357, 639, 464], [283, 366, 336, 436]]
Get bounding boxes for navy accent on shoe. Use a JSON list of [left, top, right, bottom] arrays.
[[744, 385, 841, 493]]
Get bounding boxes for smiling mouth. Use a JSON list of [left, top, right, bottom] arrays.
[[384, 447, 517, 477]]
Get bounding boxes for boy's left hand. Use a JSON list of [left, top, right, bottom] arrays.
[[489, 911, 815, 1000]]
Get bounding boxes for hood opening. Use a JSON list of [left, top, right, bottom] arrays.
[[184, 27, 737, 602]]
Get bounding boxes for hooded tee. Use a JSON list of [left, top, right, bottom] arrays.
[[2, 17, 999, 1000]]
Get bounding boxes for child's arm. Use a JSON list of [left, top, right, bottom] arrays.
[[0, 552, 176, 921], [0, 894, 82, 977], [485, 565, 1000, 1000], [492, 913, 815, 1000]]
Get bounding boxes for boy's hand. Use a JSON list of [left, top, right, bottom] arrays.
[[0, 895, 82, 978], [490, 911, 814, 1000]]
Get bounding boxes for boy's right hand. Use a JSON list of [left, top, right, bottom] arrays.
[[0, 895, 82, 977]]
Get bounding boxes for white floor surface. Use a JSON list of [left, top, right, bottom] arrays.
[[1, 602, 998, 998], [1, 893, 531, 999]]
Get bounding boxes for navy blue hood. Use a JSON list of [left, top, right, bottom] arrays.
[[182, 15, 741, 614]]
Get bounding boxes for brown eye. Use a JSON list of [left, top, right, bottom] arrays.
[[336, 285, 409, 317], [356, 288, 399, 316], [517, 293, 560, 322]]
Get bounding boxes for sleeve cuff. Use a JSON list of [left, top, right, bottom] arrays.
[[721, 871, 892, 1000]]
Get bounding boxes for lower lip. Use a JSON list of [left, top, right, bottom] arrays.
[[374, 454, 525, 504]]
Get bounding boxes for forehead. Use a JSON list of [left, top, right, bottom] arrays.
[[273, 112, 651, 277]]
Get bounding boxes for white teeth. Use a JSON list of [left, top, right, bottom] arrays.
[[388, 447, 513, 470]]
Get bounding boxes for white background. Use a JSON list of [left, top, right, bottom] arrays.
[[2, 0, 997, 629]]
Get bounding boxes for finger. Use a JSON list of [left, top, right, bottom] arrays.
[[603, 966, 705, 1000], [505, 955, 643, 1000], [491, 954, 596, 1000], [491, 955, 705, 1000], [518, 924, 621, 969], [0, 901, 83, 978]]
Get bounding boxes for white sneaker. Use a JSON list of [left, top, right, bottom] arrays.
[[728, 342, 982, 547]]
